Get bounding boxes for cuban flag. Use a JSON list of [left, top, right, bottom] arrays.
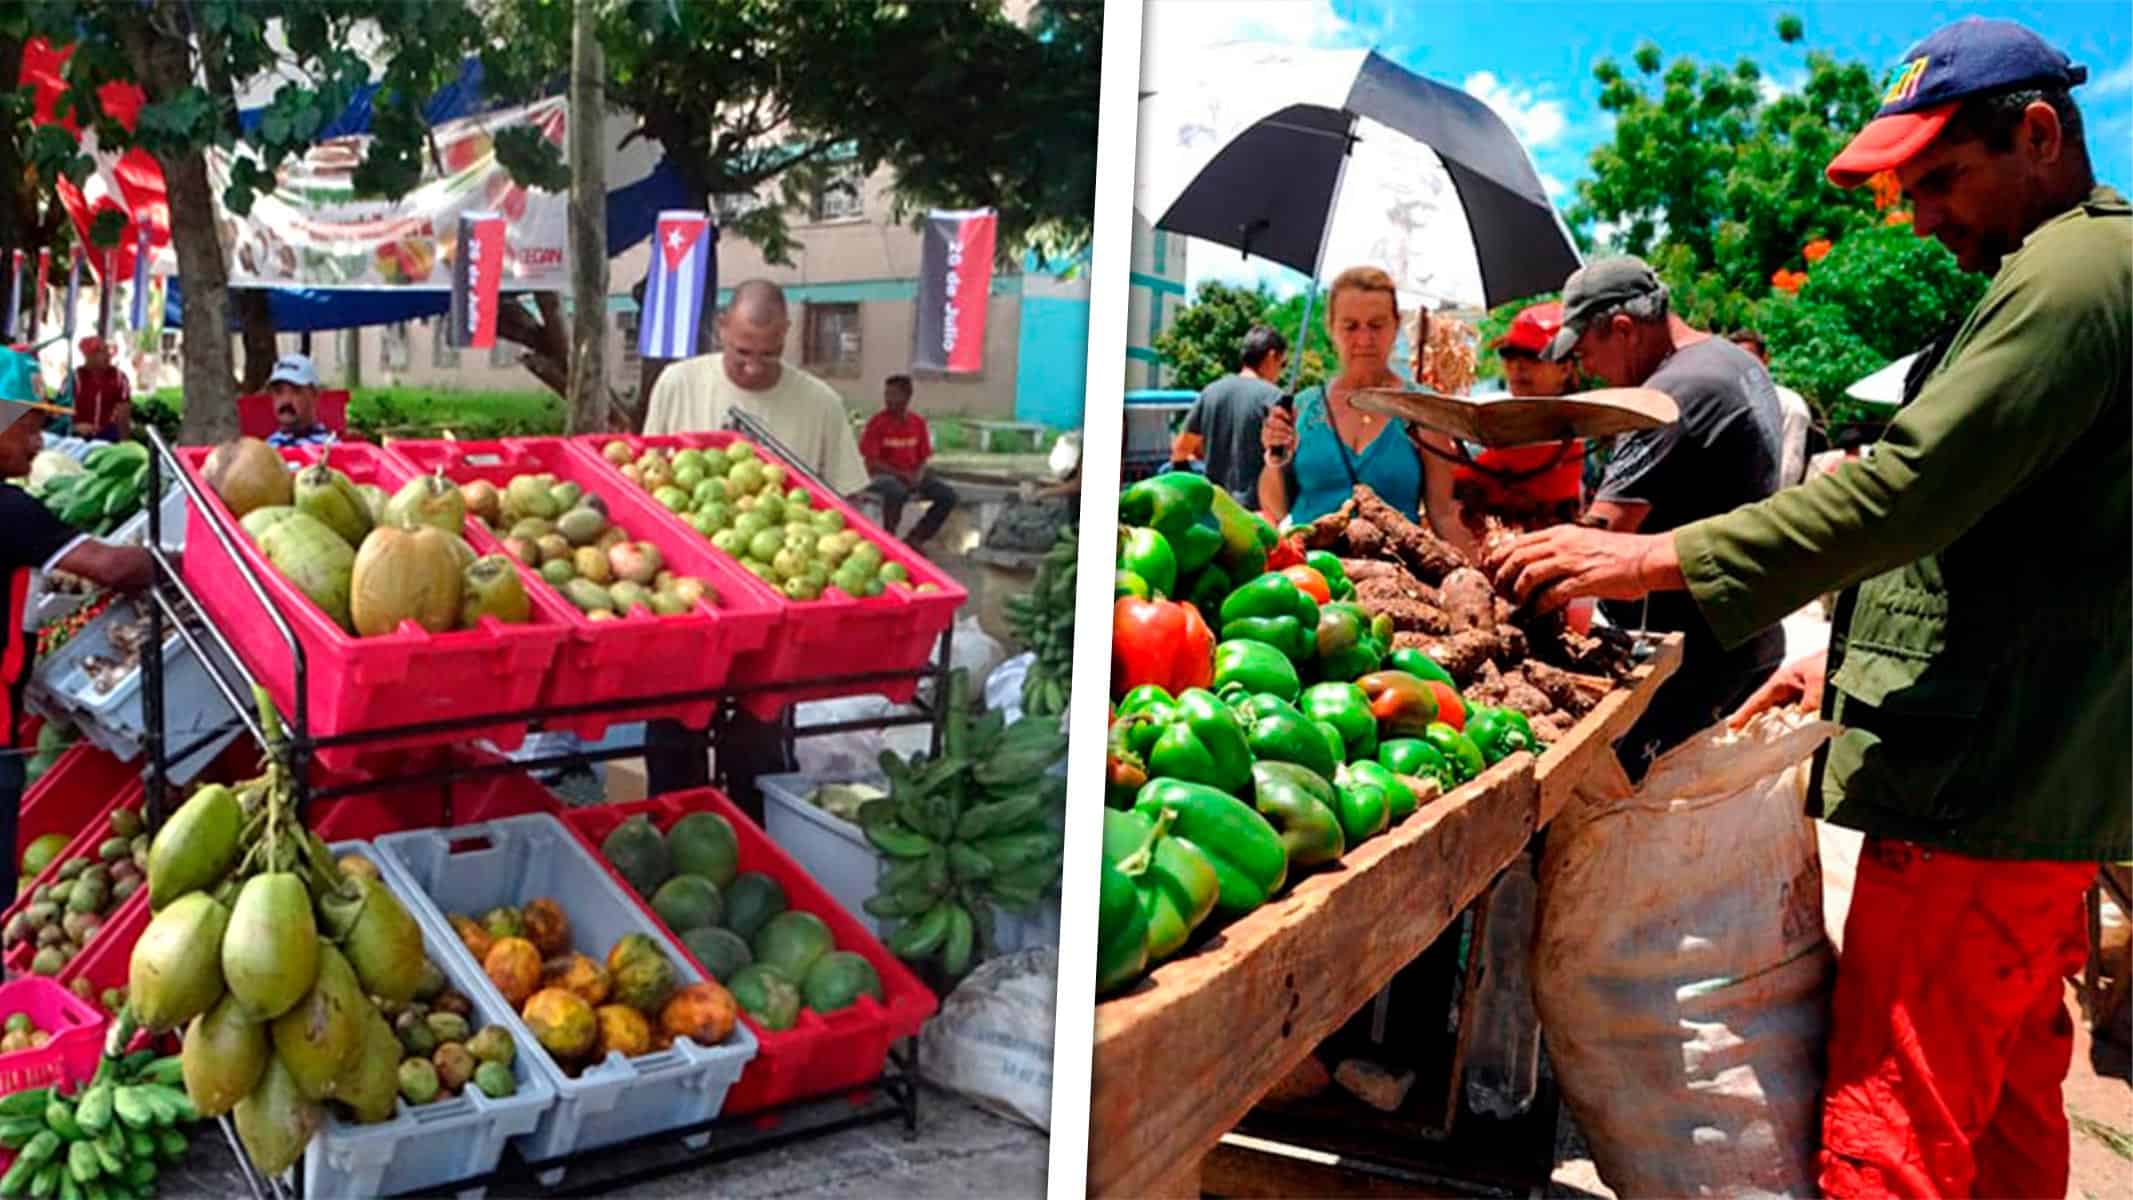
[[638, 211, 714, 361], [127, 224, 150, 329]]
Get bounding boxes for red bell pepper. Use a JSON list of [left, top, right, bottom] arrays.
[[1353, 670, 1441, 739], [1279, 564, 1332, 604], [1424, 680, 1466, 730], [1112, 596, 1215, 700], [1265, 533, 1307, 572]]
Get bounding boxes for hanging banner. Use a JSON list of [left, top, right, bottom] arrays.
[[637, 210, 714, 361], [127, 225, 149, 329], [201, 94, 570, 292], [448, 212, 507, 349], [912, 208, 997, 374]]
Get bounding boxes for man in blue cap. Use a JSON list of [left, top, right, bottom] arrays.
[[1488, 18, 2125, 1196], [0, 349, 153, 905], [263, 353, 331, 447]]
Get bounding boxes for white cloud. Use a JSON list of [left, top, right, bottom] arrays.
[[1756, 69, 1808, 105], [1539, 171, 1568, 199], [1141, 0, 1359, 90], [1463, 70, 1567, 149], [2094, 56, 2133, 96], [1183, 238, 1311, 297]]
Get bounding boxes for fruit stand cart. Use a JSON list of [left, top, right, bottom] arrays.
[[1089, 633, 1681, 1197], [129, 414, 975, 1200]]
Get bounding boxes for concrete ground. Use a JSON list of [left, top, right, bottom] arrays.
[[158, 1084, 1047, 1199], [1546, 605, 2133, 1200]]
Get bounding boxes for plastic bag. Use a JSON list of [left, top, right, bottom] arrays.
[[985, 653, 1035, 723], [919, 947, 1058, 1132], [791, 695, 932, 779], [1534, 709, 1837, 1199]]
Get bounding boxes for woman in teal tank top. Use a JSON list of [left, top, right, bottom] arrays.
[[1257, 267, 1469, 555]]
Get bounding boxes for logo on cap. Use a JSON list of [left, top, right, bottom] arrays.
[[1883, 57, 1930, 106]]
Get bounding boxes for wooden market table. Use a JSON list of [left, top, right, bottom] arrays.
[[1087, 634, 1683, 1198]]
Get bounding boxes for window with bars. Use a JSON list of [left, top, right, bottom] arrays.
[[809, 167, 865, 222], [802, 303, 862, 376]]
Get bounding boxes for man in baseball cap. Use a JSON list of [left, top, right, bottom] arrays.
[[1490, 300, 1576, 400], [1488, 17, 2125, 1196], [71, 335, 130, 443], [265, 353, 330, 448]]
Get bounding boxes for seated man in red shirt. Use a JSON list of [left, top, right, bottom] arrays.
[[858, 374, 958, 548], [71, 337, 131, 442]]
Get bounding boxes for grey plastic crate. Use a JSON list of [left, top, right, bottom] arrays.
[[27, 596, 243, 782], [375, 814, 758, 1181], [106, 481, 186, 559], [302, 839, 557, 1200], [758, 772, 887, 936]]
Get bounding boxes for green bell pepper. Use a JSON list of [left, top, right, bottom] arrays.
[[1387, 646, 1458, 689], [1314, 720, 1349, 769], [1329, 761, 1393, 843], [1102, 807, 1220, 968], [1114, 685, 1177, 760], [1096, 852, 1150, 993], [1311, 602, 1385, 682], [1306, 550, 1354, 600], [1135, 777, 1289, 916], [1178, 562, 1231, 620], [1423, 721, 1486, 783], [1236, 697, 1339, 782], [1465, 707, 1538, 765], [1147, 688, 1253, 794], [1247, 761, 1345, 869], [1212, 639, 1301, 703], [1299, 682, 1377, 762], [1208, 487, 1276, 583], [1340, 759, 1417, 827], [1379, 737, 1456, 791], [1173, 521, 1223, 575], [1120, 472, 1215, 540], [1220, 572, 1322, 666], [1116, 569, 1151, 600], [1107, 716, 1149, 809], [1119, 526, 1179, 598]]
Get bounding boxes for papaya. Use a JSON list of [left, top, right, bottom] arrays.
[[258, 511, 358, 633], [659, 981, 738, 1047], [147, 784, 243, 911], [665, 813, 739, 889], [181, 993, 269, 1118], [681, 927, 752, 983], [752, 911, 835, 984], [222, 873, 320, 1021], [337, 1008, 403, 1125], [802, 951, 884, 1014], [720, 873, 787, 942], [484, 938, 543, 1008], [292, 461, 372, 547], [726, 965, 801, 1032], [520, 898, 571, 959], [593, 1004, 652, 1060], [270, 945, 365, 1102], [381, 473, 467, 535], [522, 988, 597, 1061], [204, 437, 294, 520], [129, 892, 230, 1032], [600, 816, 671, 898], [351, 526, 463, 637], [233, 1057, 323, 1178], [539, 953, 609, 1007], [605, 932, 663, 977], [650, 875, 722, 933], [340, 876, 427, 1003]]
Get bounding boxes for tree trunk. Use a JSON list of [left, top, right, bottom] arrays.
[[121, 5, 238, 446], [234, 290, 278, 390], [565, 0, 609, 434]]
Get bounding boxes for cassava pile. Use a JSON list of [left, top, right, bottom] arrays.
[[1300, 486, 1634, 743]]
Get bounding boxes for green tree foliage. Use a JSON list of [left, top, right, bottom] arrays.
[[1152, 281, 1339, 394]]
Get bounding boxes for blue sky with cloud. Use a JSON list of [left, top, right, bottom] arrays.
[[1143, 0, 2133, 296]]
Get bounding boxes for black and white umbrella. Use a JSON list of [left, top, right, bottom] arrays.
[[1137, 44, 1581, 312]]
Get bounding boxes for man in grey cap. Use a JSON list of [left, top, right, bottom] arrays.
[[264, 353, 331, 448], [1543, 255, 1786, 779]]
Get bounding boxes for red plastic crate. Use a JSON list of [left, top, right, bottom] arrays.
[[565, 433, 965, 720], [51, 889, 166, 1055], [0, 978, 105, 1095], [561, 789, 937, 1116], [15, 743, 136, 867], [2, 781, 142, 978], [174, 442, 572, 770], [382, 437, 781, 739], [309, 747, 566, 842]]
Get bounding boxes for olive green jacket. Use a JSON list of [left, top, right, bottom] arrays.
[[1673, 187, 2131, 862]]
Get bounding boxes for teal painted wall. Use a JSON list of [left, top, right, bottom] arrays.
[[1015, 295, 1089, 429]]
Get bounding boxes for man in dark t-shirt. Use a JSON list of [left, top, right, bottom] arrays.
[[0, 353, 153, 903], [1172, 324, 1287, 507], [1542, 257, 1786, 778]]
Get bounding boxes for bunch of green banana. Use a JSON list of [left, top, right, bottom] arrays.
[[1004, 526, 1077, 718], [0, 1014, 194, 1200], [32, 444, 150, 537], [860, 670, 1070, 979]]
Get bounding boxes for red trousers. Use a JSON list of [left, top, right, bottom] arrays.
[[1820, 838, 2095, 1199]]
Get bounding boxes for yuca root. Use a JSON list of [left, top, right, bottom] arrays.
[[1351, 486, 1466, 582], [1520, 659, 1612, 719], [1392, 629, 1499, 685], [1437, 567, 1498, 633], [1355, 577, 1452, 635]]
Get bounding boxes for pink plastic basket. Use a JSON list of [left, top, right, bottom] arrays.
[[0, 978, 106, 1096], [565, 433, 965, 719], [174, 442, 571, 770], [560, 789, 936, 1116], [382, 437, 780, 739]]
